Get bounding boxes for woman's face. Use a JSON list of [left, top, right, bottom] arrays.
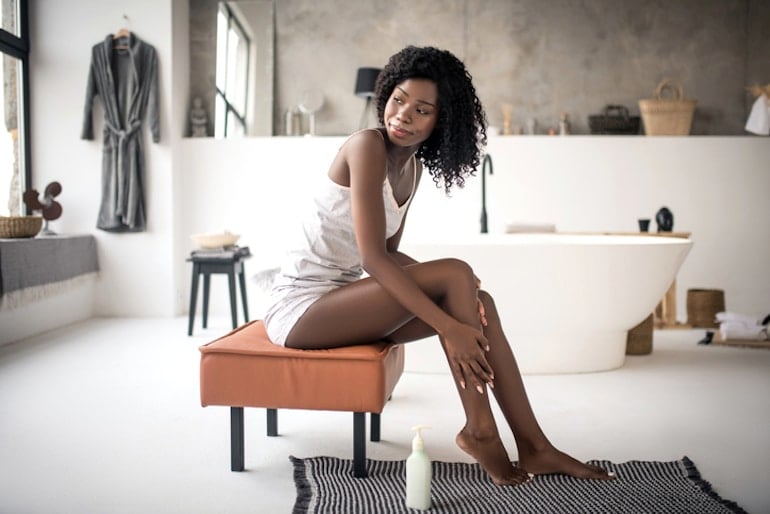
[[383, 78, 439, 147]]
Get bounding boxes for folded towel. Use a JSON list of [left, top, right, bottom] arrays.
[[505, 221, 556, 233], [715, 311, 762, 326], [745, 94, 770, 135], [720, 322, 769, 341]]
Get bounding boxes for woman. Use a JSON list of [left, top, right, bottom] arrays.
[[265, 46, 614, 485]]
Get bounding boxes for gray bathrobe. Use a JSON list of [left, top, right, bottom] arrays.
[[81, 33, 160, 232]]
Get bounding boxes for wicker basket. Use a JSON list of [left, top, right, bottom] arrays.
[[0, 216, 43, 238], [686, 289, 725, 328], [626, 313, 654, 355], [638, 79, 697, 135]]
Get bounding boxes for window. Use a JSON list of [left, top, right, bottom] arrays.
[[0, 0, 29, 216], [214, 2, 250, 138]]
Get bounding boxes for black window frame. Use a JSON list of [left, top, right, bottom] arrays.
[[215, 2, 250, 137], [0, 0, 30, 214]]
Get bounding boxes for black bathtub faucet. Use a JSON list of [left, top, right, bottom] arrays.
[[480, 153, 493, 233]]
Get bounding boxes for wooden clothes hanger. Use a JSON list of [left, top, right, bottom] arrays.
[[747, 84, 770, 98], [113, 14, 131, 50]]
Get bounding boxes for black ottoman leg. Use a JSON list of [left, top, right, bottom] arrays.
[[266, 408, 278, 436], [370, 412, 380, 442], [231, 407, 244, 471], [353, 412, 367, 478]]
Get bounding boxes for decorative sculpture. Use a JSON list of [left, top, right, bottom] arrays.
[[23, 181, 63, 235], [655, 206, 674, 232], [190, 97, 208, 137]]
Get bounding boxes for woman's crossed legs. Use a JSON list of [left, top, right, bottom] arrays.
[[285, 258, 613, 485]]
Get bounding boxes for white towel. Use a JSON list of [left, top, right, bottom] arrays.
[[505, 221, 556, 233], [720, 322, 768, 341], [715, 311, 761, 327], [745, 94, 770, 135]]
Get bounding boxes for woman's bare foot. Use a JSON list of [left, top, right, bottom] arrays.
[[518, 444, 615, 480], [456, 428, 532, 485]]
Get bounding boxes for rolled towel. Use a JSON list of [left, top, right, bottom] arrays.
[[720, 321, 769, 341], [715, 311, 762, 327]]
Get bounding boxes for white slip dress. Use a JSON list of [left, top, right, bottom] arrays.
[[264, 150, 417, 346]]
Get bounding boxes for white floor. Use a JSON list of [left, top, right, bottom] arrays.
[[0, 317, 768, 513]]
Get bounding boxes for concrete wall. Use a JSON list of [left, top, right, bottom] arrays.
[[188, 0, 217, 136], [188, 0, 274, 137], [188, 0, 769, 136], [747, 0, 770, 89], [272, 0, 769, 136]]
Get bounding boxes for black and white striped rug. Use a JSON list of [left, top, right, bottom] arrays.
[[291, 456, 746, 513]]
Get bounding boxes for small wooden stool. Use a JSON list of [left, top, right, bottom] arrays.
[[187, 247, 250, 335], [199, 320, 404, 478]]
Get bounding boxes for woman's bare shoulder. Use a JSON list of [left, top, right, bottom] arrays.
[[343, 128, 387, 154], [329, 129, 387, 185], [341, 129, 388, 170]]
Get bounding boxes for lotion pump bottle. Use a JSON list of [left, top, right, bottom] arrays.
[[405, 425, 432, 510]]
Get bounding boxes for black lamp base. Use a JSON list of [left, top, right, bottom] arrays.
[[359, 98, 374, 129]]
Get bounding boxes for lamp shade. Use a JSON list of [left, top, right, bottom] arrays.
[[354, 67, 381, 98]]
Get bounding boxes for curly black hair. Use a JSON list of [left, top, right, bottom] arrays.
[[374, 46, 487, 194]]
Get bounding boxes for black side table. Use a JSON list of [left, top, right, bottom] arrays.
[[187, 246, 251, 336]]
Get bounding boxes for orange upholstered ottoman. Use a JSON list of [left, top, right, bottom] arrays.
[[199, 320, 404, 477]]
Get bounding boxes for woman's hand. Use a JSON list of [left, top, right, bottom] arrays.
[[442, 321, 494, 394]]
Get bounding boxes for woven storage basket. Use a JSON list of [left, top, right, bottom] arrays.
[[638, 79, 697, 135], [0, 216, 43, 238], [626, 313, 654, 355], [686, 289, 725, 328]]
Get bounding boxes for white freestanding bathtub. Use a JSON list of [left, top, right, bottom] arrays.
[[400, 233, 692, 374]]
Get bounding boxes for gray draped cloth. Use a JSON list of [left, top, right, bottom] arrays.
[[81, 33, 160, 232], [0, 235, 98, 295]]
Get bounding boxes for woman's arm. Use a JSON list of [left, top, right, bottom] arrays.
[[385, 181, 486, 326], [389, 251, 419, 266], [346, 132, 489, 372]]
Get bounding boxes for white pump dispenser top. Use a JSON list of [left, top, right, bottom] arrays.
[[411, 425, 430, 451]]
